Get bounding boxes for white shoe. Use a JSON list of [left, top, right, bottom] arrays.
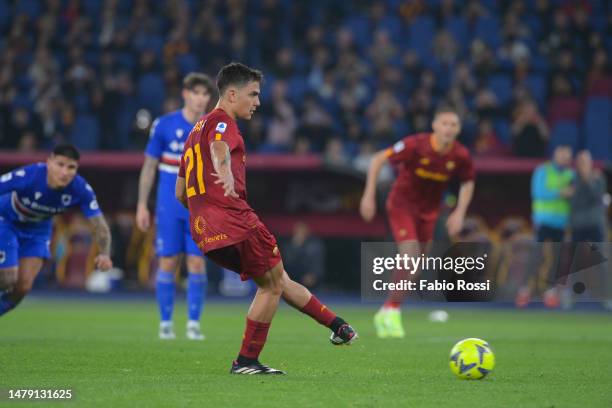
[[159, 322, 176, 340], [186, 321, 205, 341]]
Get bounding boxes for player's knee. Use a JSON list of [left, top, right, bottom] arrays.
[[186, 256, 205, 273], [159, 256, 179, 271], [0, 268, 18, 290]]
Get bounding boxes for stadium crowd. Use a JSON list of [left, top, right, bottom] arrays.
[[0, 0, 612, 162]]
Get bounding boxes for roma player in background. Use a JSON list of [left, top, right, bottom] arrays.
[[360, 107, 475, 338], [176, 62, 357, 375]]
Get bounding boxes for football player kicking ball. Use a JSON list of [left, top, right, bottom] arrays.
[[360, 107, 475, 338], [0, 144, 113, 316], [137, 73, 215, 340], [176, 62, 358, 375]]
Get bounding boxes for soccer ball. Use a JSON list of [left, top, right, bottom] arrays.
[[449, 338, 495, 380]]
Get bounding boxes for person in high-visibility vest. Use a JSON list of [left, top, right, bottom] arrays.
[[516, 145, 575, 308]]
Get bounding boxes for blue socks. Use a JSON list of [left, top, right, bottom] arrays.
[[187, 272, 207, 322], [156, 270, 175, 322], [0, 292, 17, 317]]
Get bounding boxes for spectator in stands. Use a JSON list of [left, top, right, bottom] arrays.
[[570, 150, 607, 242], [511, 101, 549, 157], [547, 75, 582, 126], [473, 119, 509, 157], [280, 222, 325, 290], [323, 137, 349, 167], [265, 80, 297, 150], [586, 48, 612, 97]]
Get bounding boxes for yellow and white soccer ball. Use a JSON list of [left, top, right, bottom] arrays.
[[449, 338, 495, 380]]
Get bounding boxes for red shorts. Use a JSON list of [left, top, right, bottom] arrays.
[[387, 207, 437, 243], [205, 222, 282, 281]]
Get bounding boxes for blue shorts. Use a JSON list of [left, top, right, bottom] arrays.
[[0, 219, 51, 268], [155, 213, 200, 257]]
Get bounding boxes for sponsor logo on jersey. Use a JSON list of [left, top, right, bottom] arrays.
[[393, 140, 405, 153], [215, 122, 227, 133], [62, 194, 72, 206], [414, 168, 449, 182], [420, 157, 430, 165], [35, 192, 42, 200], [446, 161, 455, 170], [176, 129, 184, 138], [197, 233, 229, 248]]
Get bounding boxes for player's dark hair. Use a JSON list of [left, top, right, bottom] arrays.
[[434, 105, 461, 121], [52, 144, 80, 161], [183, 72, 214, 95], [216, 62, 263, 95]]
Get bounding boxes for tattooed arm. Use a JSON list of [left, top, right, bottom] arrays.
[[89, 214, 113, 270], [136, 155, 158, 231], [210, 140, 238, 198]]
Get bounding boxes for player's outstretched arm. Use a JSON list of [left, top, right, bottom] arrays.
[[136, 155, 159, 231], [175, 176, 188, 208], [360, 150, 389, 222], [89, 214, 113, 271], [210, 141, 238, 198], [446, 180, 475, 237]]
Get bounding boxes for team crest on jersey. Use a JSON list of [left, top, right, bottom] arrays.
[[215, 122, 227, 133], [420, 157, 430, 165], [0, 250, 5, 264], [393, 140, 405, 153], [35, 192, 42, 200], [446, 161, 456, 170], [176, 129, 184, 138], [194, 216, 206, 235], [62, 194, 72, 206]]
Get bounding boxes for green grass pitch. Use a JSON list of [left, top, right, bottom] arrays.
[[1, 297, 611, 407]]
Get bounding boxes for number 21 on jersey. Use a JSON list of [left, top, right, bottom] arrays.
[[184, 143, 205, 197]]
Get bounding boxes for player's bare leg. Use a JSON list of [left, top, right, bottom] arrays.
[[280, 269, 358, 345], [157, 255, 180, 339], [0, 258, 43, 317], [375, 240, 423, 339], [0, 266, 18, 316], [231, 262, 285, 375], [185, 255, 207, 340]]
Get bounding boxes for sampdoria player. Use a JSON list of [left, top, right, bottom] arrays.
[[176, 62, 357, 375], [136, 73, 215, 340], [360, 107, 475, 338], [0, 144, 113, 316]]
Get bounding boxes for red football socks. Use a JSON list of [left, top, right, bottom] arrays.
[[300, 295, 337, 326], [239, 318, 271, 360]]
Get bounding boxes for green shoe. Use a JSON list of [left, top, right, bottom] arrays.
[[386, 309, 405, 338], [373, 310, 389, 339]]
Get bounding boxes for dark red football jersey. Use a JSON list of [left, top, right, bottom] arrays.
[[178, 108, 260, 252], [385, 133, 475, 220]]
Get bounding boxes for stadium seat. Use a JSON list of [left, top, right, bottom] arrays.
[[583, 97, 612, 160], [525, 74, 547, 109], [444, 16, 469, 53], [136, 73, 166, 118], [70, 114, 100, 151], [488, 74, 513, 106], [474, 16, 501, 50], [549, 120, 580, 153], [408, 16, 436, 60]]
